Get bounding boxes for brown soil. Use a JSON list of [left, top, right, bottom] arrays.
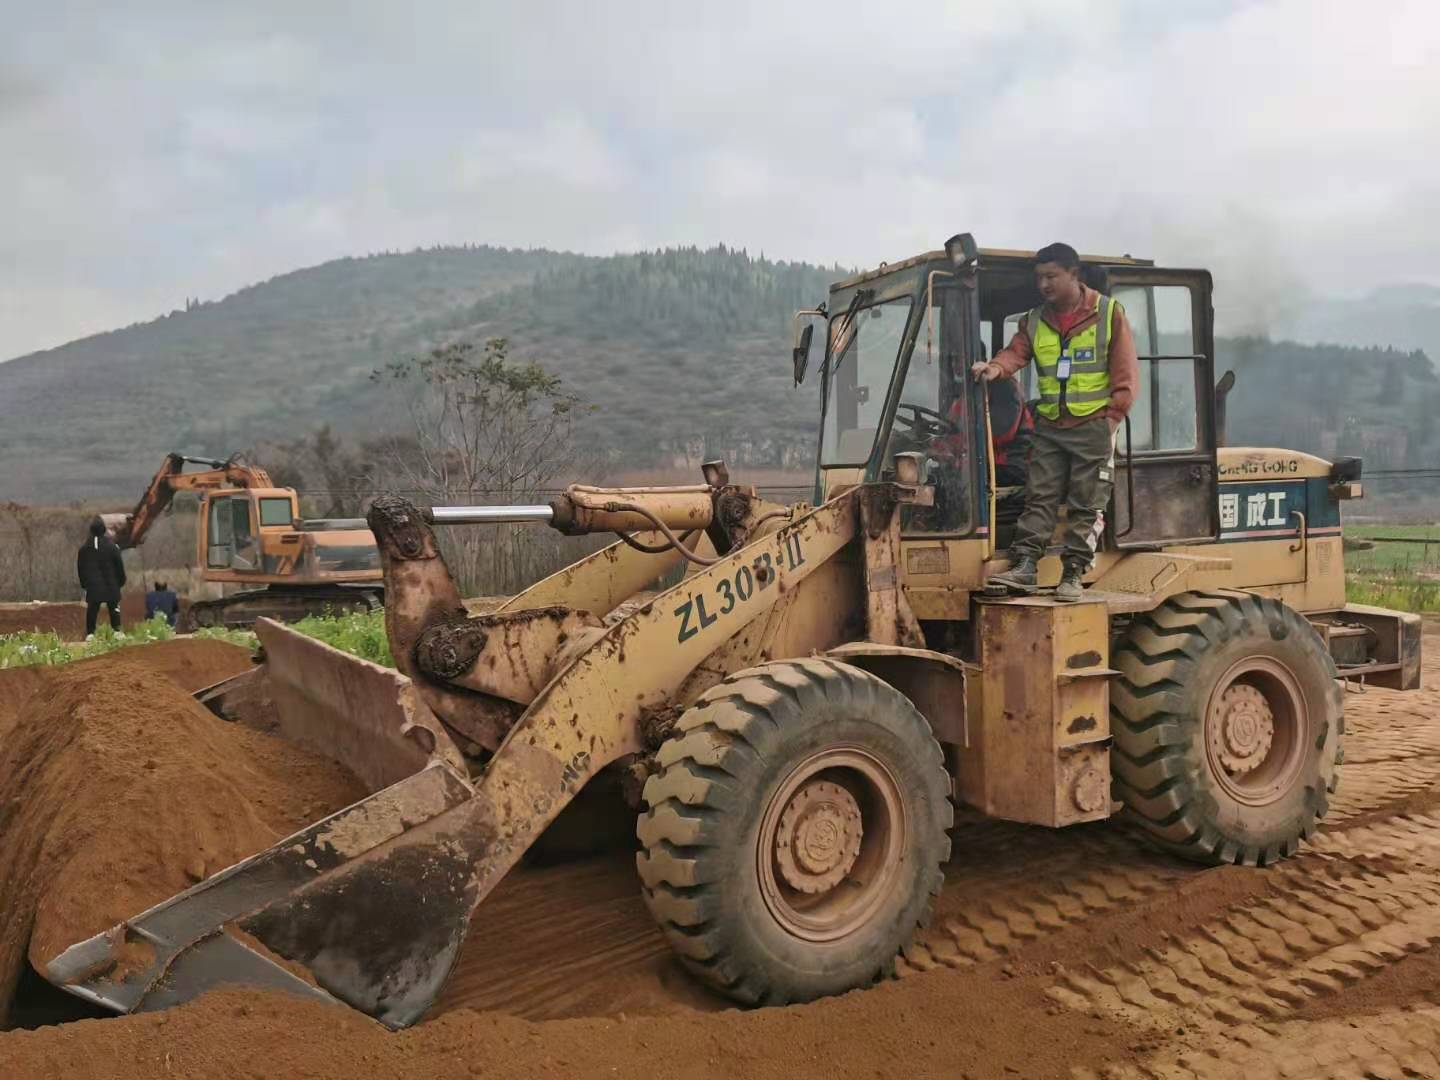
[[0, 641, 363, 1027], [0, 639, 252, 735], [3, 625, 1440, 1078], [0, 969, 1140, 1080], [0, 592, 193, 637], [0, 601, 85, 639]]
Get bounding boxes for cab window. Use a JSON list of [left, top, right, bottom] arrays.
[[259, 497, 294, 527], [820, 297, 913, 465], [206, 497, 233, 568], [1111, 284, 1198, 454], [207, 496, 259, 570], [897, 288, 973, 535]]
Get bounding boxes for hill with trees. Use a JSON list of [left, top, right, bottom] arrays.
[[0, 245, 577, 499], [0, 243, 1435, 507]]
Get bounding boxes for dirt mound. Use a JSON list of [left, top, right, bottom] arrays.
[[94, 637, 255, 692], [0, 961, 1140, 1080], [0, 638, 253, 736], [0, 648, 363, 1026]]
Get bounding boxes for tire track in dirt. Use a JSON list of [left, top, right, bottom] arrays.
[[1047, 830, 1440, 1031], [1050, 623, 1440, 1079], [1076, 1006, 1440, 1079], [435, 853, 731, 1020], [901, 833, 1192, 974]]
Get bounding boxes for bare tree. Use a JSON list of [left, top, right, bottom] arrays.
[[256, 426, 372, 518], [369, 338, 593, 594]]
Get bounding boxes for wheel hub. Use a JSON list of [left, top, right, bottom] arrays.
[[774, 779, 863, 894], [1211, 683, 1275, 776]]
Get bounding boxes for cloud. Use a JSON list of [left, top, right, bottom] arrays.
[[2, 0, 1437, 358]]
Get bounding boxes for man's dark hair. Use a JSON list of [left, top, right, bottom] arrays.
[[155, 580, 168, 592], [89, 519, 106, 537], [1034, 242, 1080, 271]]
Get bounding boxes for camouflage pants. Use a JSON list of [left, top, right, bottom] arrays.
[[1008, 415, 1116, 569]]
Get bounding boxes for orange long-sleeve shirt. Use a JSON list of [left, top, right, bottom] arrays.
[[991, 284, 1138, 425]]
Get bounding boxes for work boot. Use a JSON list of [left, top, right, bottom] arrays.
[[1055, 563, 1086, 603], [986, 555, 1038, 594]]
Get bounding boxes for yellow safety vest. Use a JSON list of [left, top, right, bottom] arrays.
[[1029, 294, 1118, 420]]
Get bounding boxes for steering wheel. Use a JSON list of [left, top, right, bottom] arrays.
[[893, 402, 956, 441]]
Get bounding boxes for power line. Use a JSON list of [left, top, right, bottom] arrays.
[[290, 485, 816, 496]]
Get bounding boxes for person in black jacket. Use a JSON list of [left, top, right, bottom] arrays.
[[77, 519, 126, 636]]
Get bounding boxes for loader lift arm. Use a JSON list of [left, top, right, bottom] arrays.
[[44, 470, 935, 1028]]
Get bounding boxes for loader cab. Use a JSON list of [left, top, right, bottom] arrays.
[[806, 241, 1219, 580]]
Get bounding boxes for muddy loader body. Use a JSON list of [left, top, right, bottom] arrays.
[[45, 237, 1420, 1028]]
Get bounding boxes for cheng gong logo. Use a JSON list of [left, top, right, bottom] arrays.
[[1219, 490, 1287, 531]]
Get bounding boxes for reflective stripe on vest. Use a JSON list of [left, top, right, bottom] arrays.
[[1030, 294, 1116, 420]]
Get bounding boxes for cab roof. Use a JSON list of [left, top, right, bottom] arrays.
[[829, 247, 1156, 292]]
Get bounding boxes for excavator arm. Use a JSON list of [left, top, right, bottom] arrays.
[[107, 453, 274, 549]]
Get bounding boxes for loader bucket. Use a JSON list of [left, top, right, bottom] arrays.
[[251, 618, 467, 792], [43, 618, 480, 1027], [44, 762, 480, 1027]]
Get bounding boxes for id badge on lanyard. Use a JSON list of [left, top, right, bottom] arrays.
[[1056, 339, 1072, 381]]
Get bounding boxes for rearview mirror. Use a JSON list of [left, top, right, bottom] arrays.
[[792, 320, 816, 385], [944, 232, 978, 269], [1215, 369, 1236, 446]]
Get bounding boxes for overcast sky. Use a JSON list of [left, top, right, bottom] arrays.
[[2, 0, 1437, 359]]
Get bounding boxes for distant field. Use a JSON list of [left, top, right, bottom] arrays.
[[1344, 522, 1440, 612]]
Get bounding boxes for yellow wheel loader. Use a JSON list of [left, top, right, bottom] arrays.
[[45, 237, 1421, 1027]]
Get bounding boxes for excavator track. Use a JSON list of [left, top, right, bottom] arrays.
[[181, 585, 383, 631]]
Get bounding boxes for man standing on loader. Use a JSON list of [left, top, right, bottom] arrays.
[[973, 242, 1137, 601]]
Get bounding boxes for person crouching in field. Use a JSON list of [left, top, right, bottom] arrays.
[[146, 579, 179, 628]]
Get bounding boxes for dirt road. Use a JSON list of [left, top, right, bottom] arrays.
[[2, 627, 1439, 1078]]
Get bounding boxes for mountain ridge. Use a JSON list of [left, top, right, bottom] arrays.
[[1, 244, 1435, 504]]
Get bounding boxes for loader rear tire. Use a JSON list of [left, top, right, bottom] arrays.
[[636, 658, 951, 1006], [1111, 592, 1343, 867]]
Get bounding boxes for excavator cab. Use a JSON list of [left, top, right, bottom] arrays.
[[203, 490, 269, 572], [198, 488, 381, 581]]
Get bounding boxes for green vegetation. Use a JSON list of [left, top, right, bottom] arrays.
[[291, 610, 393, 667], [1222, 337, 1440, 483], [0, 609, 399, 670], [1345, 575, 1440, 613], [1344, 523, 1440, 613], [0, 617, 255, 669]]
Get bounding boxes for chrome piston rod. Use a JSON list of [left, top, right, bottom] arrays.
[[424, 505, 555, 525]]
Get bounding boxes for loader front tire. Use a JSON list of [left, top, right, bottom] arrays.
[[1112, 592, 1343, 867], [636, 658, 951, 1006]]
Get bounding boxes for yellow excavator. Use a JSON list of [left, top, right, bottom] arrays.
[[47, 236, 1420, 1028], [102, 452, 383, 629]]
